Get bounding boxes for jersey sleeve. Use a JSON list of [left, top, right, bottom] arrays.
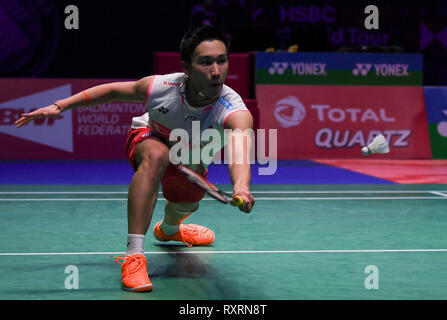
[[143, 73, 184, 110], [214, 87, 250, 130]]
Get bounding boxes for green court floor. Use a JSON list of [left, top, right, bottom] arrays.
[[1, 184, 447, 300]]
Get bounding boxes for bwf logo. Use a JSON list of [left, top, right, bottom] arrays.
[[353, 63, 372, 76], [269, 62, 289, 75], [0, 85, 73, 152]]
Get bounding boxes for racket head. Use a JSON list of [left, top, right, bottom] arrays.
[[177, 165, 229, 203]]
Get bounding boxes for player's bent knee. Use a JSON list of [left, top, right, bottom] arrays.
[[135, 138, 170, 168], [149, 149, 170, 168], [136, 156, 169, 183], [137, 150, 170, 175]]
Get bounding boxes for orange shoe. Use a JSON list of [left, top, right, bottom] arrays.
[[153, 221, 215, 247], [113, 254, 153, 292]]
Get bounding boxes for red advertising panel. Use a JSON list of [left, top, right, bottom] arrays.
[[0, 78, 258, 160], [256, 84, 431, 159], [0, 78, 145, 159]]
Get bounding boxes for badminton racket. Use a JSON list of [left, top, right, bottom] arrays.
[[176, 164, 244, 206]]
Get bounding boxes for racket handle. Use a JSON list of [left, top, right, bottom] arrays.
[[231, 195, 244, 207]]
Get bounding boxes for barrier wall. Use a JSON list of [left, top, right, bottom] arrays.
[[0, 77, 257, 159], [255, 51, 431, 159], [0, 52, 444, 160], [424, 87, 447, 158], [0, 78, 144, 159]]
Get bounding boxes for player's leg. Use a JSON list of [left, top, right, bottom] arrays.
[[157, 201, 198, 236], [162, 201, 199, 228], [153, 201, 215, 247], [114, 129, 170, 292], [127, 137, 170, 235], [153, 166, 215, 246]]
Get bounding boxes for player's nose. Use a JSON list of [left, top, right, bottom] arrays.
[[210, 62, 221, 79]]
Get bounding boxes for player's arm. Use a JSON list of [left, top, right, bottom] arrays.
[[15, 76, 154, 128], [225, 111, 256, 213]]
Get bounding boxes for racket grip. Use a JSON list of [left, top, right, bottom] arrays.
[[231, 195, 244, 207]]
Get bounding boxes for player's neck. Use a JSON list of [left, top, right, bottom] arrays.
[[185, 79, 216, 108]]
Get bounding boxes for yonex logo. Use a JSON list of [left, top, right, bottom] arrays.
[[274, 96, 306, 128], [158, 107, 169, 114], [352, 63, 372, 76], [269, 62, 289, 75], [374, 64, 409, 77], [353, 63, 410, 77]]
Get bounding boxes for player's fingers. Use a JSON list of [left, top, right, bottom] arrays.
[[15, 106, 61, 127], [15, 116, 34, 128], [15, 113, 42, 126], [26, 105, 60, 118], [239, 195, 255, 213], [246, 195, 255, 212], [240, 203, 252, 213]]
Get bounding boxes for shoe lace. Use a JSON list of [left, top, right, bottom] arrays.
[[180, 225, 200, 248], [112, 254, 146, 275]]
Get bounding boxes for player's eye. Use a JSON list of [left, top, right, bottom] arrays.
[[199, 58, 213, 66], [216, 56, 228, 64]]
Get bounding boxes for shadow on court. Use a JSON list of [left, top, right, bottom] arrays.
[[149, 243, 271, 300]]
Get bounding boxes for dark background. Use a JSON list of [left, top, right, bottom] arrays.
[[1, 0, 446, 84]]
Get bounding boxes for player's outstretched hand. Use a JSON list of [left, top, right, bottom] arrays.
[[232, 188, 255, 214], [15, 104, 62, 128]]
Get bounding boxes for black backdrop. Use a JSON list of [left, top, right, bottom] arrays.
[[1, 0, 446, 84]]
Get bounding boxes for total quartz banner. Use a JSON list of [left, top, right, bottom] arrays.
[[255, 84, 431, 159], [255, 51, 431, 159]]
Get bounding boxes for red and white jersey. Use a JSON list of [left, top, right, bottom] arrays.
[[131, 72, 249, 169]]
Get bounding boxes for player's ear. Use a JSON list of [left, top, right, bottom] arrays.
[[181, 60, 191, 76]]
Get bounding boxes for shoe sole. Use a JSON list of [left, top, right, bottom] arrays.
[[153, 223, 215, 246], [123, 283, 153, 292], [154, 233, 214, 246], [153, 233, 172, 242]]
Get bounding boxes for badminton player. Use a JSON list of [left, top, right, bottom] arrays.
[[15, 26, 256, 292]]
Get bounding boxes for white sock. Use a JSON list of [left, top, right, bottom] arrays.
[[160, 221, 181, 236], [126, 234, 145, 255]]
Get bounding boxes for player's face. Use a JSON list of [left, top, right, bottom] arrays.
[[187, 40, 229, 100]]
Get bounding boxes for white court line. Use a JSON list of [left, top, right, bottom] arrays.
[[1, 190, 447, 195], [1, 197, 447, 202], [431, 191, 447, 198], [1, 249, 447, 256]]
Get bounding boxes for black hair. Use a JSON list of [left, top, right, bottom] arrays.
[[180, 26, 230, 64]]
